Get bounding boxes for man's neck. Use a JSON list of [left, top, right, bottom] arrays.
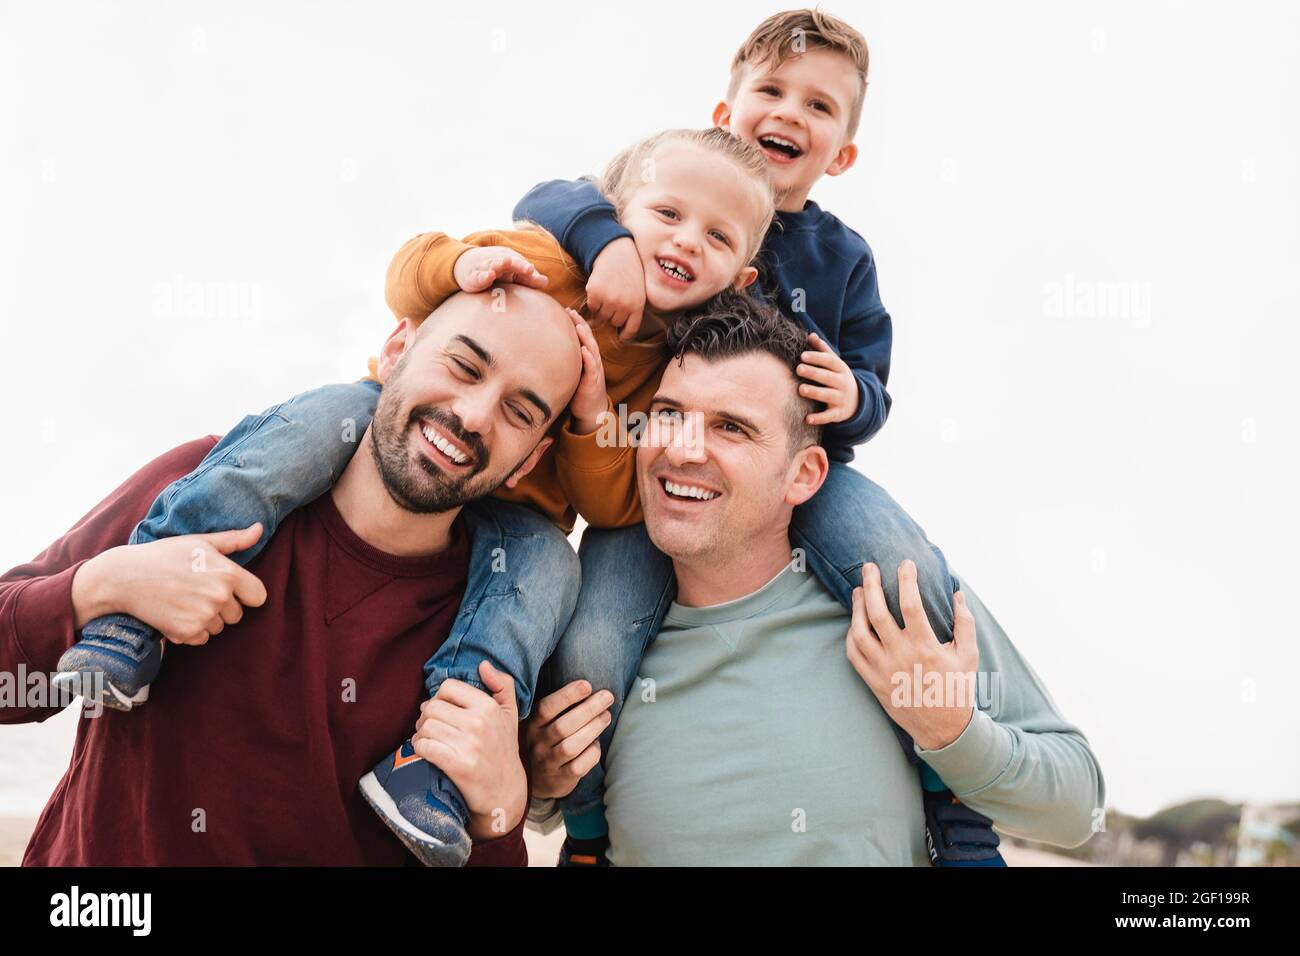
[[672, 530, 795, 608], [330, 427, 458, 557]]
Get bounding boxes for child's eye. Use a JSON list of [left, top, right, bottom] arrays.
[[758, 85, 780, 96], [709, 230, 731, 247], [810, 100, 831, 113], [656, 207, 680, 221]]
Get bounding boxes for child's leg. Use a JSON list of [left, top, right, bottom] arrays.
[[425, 497, 582, 718], [360, 497, 582, 867], [131, 379, 381, 555], [545, 523, 676, 836], [56, 380, 381, 708], [790, 461, 1004, 865]]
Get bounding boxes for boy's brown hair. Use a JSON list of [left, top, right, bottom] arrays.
[[727, 7, 870, 140]]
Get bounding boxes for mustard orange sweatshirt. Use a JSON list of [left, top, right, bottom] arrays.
[[376, 228, 660, 533]]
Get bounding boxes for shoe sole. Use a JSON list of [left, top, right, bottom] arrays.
[[50, 670, 149, 712], [358, 771, 470, 867]]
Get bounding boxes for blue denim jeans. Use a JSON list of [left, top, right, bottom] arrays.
[[546, 461, 962, 819], [132, 379, 579, 717]]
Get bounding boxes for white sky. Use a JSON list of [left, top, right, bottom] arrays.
[[1, 0, 1297, 819]]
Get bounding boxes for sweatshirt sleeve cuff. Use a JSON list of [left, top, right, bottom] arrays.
[[555, 401, 633, 474], [9, 562, 84, 672], [912, 707, 1016, 796], [567, 211, 633, 275]]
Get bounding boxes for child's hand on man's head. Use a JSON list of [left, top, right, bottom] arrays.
[[799, 332, 860, 426], [586, 237, 647, 341], [453, 246, 549, 293], [566, 308, 611, 435]]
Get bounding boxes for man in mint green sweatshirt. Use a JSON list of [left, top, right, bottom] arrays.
[[525, 294, 1104, 866]]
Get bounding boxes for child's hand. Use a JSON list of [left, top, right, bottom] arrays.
[[566, 308, 610, 435], [586, 237, 647, 341], [799, 332, 860, 426], [453, 246, 549, 293]]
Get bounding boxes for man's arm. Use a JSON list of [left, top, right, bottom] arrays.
[[512, 178, 631, 275], [911, 574, 1105, 849], [0, 438, 217, 723]]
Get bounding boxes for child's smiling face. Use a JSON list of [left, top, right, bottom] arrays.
[[717, 48, 861, 211], [618, 145, 765, 315]]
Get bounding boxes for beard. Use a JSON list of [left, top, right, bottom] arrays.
[[367, 381, 502, 514]]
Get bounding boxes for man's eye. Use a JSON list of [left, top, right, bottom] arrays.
[[720, 422, 745, 435], [452, 357, 479, 379], [654, 407, 682, 420], [508, 403, 532, 426]]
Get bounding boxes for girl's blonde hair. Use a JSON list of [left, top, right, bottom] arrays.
[[598, 127, 775, 268]]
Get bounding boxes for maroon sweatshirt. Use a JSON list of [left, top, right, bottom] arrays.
[[1, 436, 526, 866]]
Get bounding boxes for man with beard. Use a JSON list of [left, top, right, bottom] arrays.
[[0, 286, 583, 865]]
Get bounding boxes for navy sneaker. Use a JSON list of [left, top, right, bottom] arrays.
[[358, 739, 473, 867], [923, 787, 1007, 867], [52, 613, 165, 712]]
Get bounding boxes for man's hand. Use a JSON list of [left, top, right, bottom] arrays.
[[566, 310, 611, 435], [799, 332, 860, 426], [71, 523, 268, 645], [412, 660, 528, 841], [452, 246, 549, 293], [845, 559, 980, 751], [523, 679, 613, 799], [585, 237, 646, 340]]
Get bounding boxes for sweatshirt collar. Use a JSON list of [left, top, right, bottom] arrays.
[[664, 560, 805, 628]]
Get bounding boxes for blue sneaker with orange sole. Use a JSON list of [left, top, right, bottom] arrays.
[[359, 739, 473, 867]]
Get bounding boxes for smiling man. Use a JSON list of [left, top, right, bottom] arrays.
[[527, 290, 1104, 865], [0, 286, 582, 865]]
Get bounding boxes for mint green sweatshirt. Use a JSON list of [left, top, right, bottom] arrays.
[[602, 563, 1104, 866]]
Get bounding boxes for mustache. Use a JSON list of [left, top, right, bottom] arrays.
[[409, 404, 489, 473]]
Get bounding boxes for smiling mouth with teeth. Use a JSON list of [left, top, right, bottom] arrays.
[[656, 258, 695, 283], [419, 420, 471, 467], [758, 134, 803, 159], [662, 478, 721, 501]]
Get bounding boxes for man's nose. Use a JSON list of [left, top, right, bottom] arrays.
[[664, 413, 707, 464], [448, 390, 495, 439]]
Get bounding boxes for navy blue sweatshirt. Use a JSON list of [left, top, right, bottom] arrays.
[[513, 178, 892, 461]]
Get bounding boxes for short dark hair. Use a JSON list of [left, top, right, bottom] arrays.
[[667, 288, 823, 452]]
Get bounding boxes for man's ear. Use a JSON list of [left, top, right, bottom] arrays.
[[712, 100, 733, 130], [824, 140, 859, 178], [504, 436, 554, 489], [375, 318, 420, 384], [785, 443, 829, 508], [732, 265, 759, 291]]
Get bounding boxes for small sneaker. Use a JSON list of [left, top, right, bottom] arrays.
[[52, 614, 165, 712], [358, 739, 473, 867], [558, 834, 610, 867]]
